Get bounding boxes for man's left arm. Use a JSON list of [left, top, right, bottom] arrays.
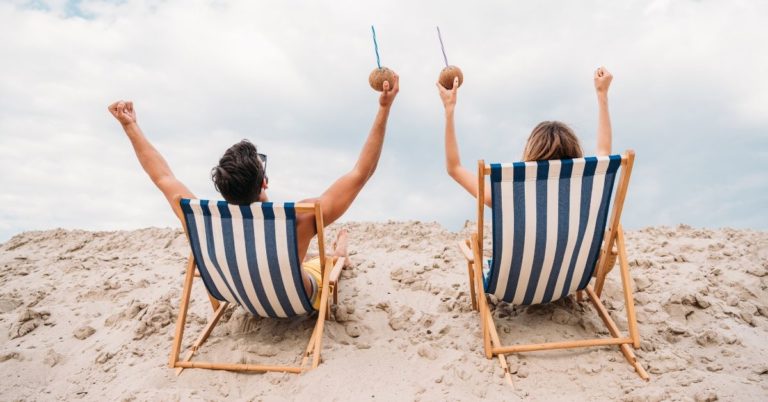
[[302, 74, 399, 228]]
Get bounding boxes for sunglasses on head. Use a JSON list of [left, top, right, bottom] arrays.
[[258, 153, 267, 171], [258, 153, 269, 184]]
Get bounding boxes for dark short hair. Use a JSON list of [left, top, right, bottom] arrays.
[[211, 140, 265, 205]]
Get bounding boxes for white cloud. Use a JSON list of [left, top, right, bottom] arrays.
[[1, 0, 767, 242]]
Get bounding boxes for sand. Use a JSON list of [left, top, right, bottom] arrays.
[[1, 222, 767, 401]]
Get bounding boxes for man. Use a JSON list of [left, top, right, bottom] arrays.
[[108, 75, 399, 309]]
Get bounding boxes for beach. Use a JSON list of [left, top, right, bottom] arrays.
[[1, 222, 766, 401]]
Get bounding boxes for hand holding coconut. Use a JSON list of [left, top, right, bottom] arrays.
[[377, 72, 399, 107], [437, 76, 459, 111]]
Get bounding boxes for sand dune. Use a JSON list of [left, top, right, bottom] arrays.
[[1, 222, 766, 401]]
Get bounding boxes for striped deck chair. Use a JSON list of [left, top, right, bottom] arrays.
[[457, 150, 649, 382], [169, 198, 345, 374]]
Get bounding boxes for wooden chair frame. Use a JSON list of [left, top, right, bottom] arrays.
[[169, 201, 345, 375], [459, 150, 649, 382]]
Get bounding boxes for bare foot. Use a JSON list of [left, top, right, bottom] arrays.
[[332, 229, 352, 268]]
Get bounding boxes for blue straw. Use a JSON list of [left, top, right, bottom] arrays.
[[371, 25, 381, 69], [436, 26, 449, 67]]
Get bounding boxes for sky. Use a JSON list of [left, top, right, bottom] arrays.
[[0, 0, 766, 242]]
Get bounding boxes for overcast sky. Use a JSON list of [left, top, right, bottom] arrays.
[[1, 0, 766, 242]]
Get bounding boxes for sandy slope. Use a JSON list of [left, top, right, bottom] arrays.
[[1, 222, 766, 401]]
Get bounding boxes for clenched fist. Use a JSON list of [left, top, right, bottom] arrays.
[[594, 67, 613, 95], [108, 100, 137, 126]]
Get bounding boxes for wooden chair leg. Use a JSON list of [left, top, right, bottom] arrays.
[[585, 286, 649, 381], [616, 226, 640, 348], [619, 343, 649, 380], [176, 302, 229, 376], [486, 313, 514, 386], [311, 258, 334, 369], [479, 296, 493, 359], [329, 256, 344, 310], [605, 246, 618, 275], [170, 256, 197, 368], [300, 320, 321, 370], [594, 232, 617, 297], [471, 234, 492, 359], [467, 261, 478, 311]]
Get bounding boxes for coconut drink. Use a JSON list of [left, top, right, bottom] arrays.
[[439, 65, 463, 89], [369, 67, 396, 92], [436, 27, 463, 89], [368, 26, 396, 92]]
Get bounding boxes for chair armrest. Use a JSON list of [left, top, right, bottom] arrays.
[[458, 239, 474, 263], [328, 256, 346, 284]]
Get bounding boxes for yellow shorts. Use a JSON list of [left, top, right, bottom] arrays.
[[303, 257, 323, 310]]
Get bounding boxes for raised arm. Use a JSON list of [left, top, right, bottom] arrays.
[[438, 77, 491, 207], [301, 74, 399, 227], [108, 101, 193, 220], [594, 66, 613, 156]]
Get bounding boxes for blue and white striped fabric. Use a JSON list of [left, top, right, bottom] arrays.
[[485, 155, 622, 305], [180, 199, 314, 318]]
